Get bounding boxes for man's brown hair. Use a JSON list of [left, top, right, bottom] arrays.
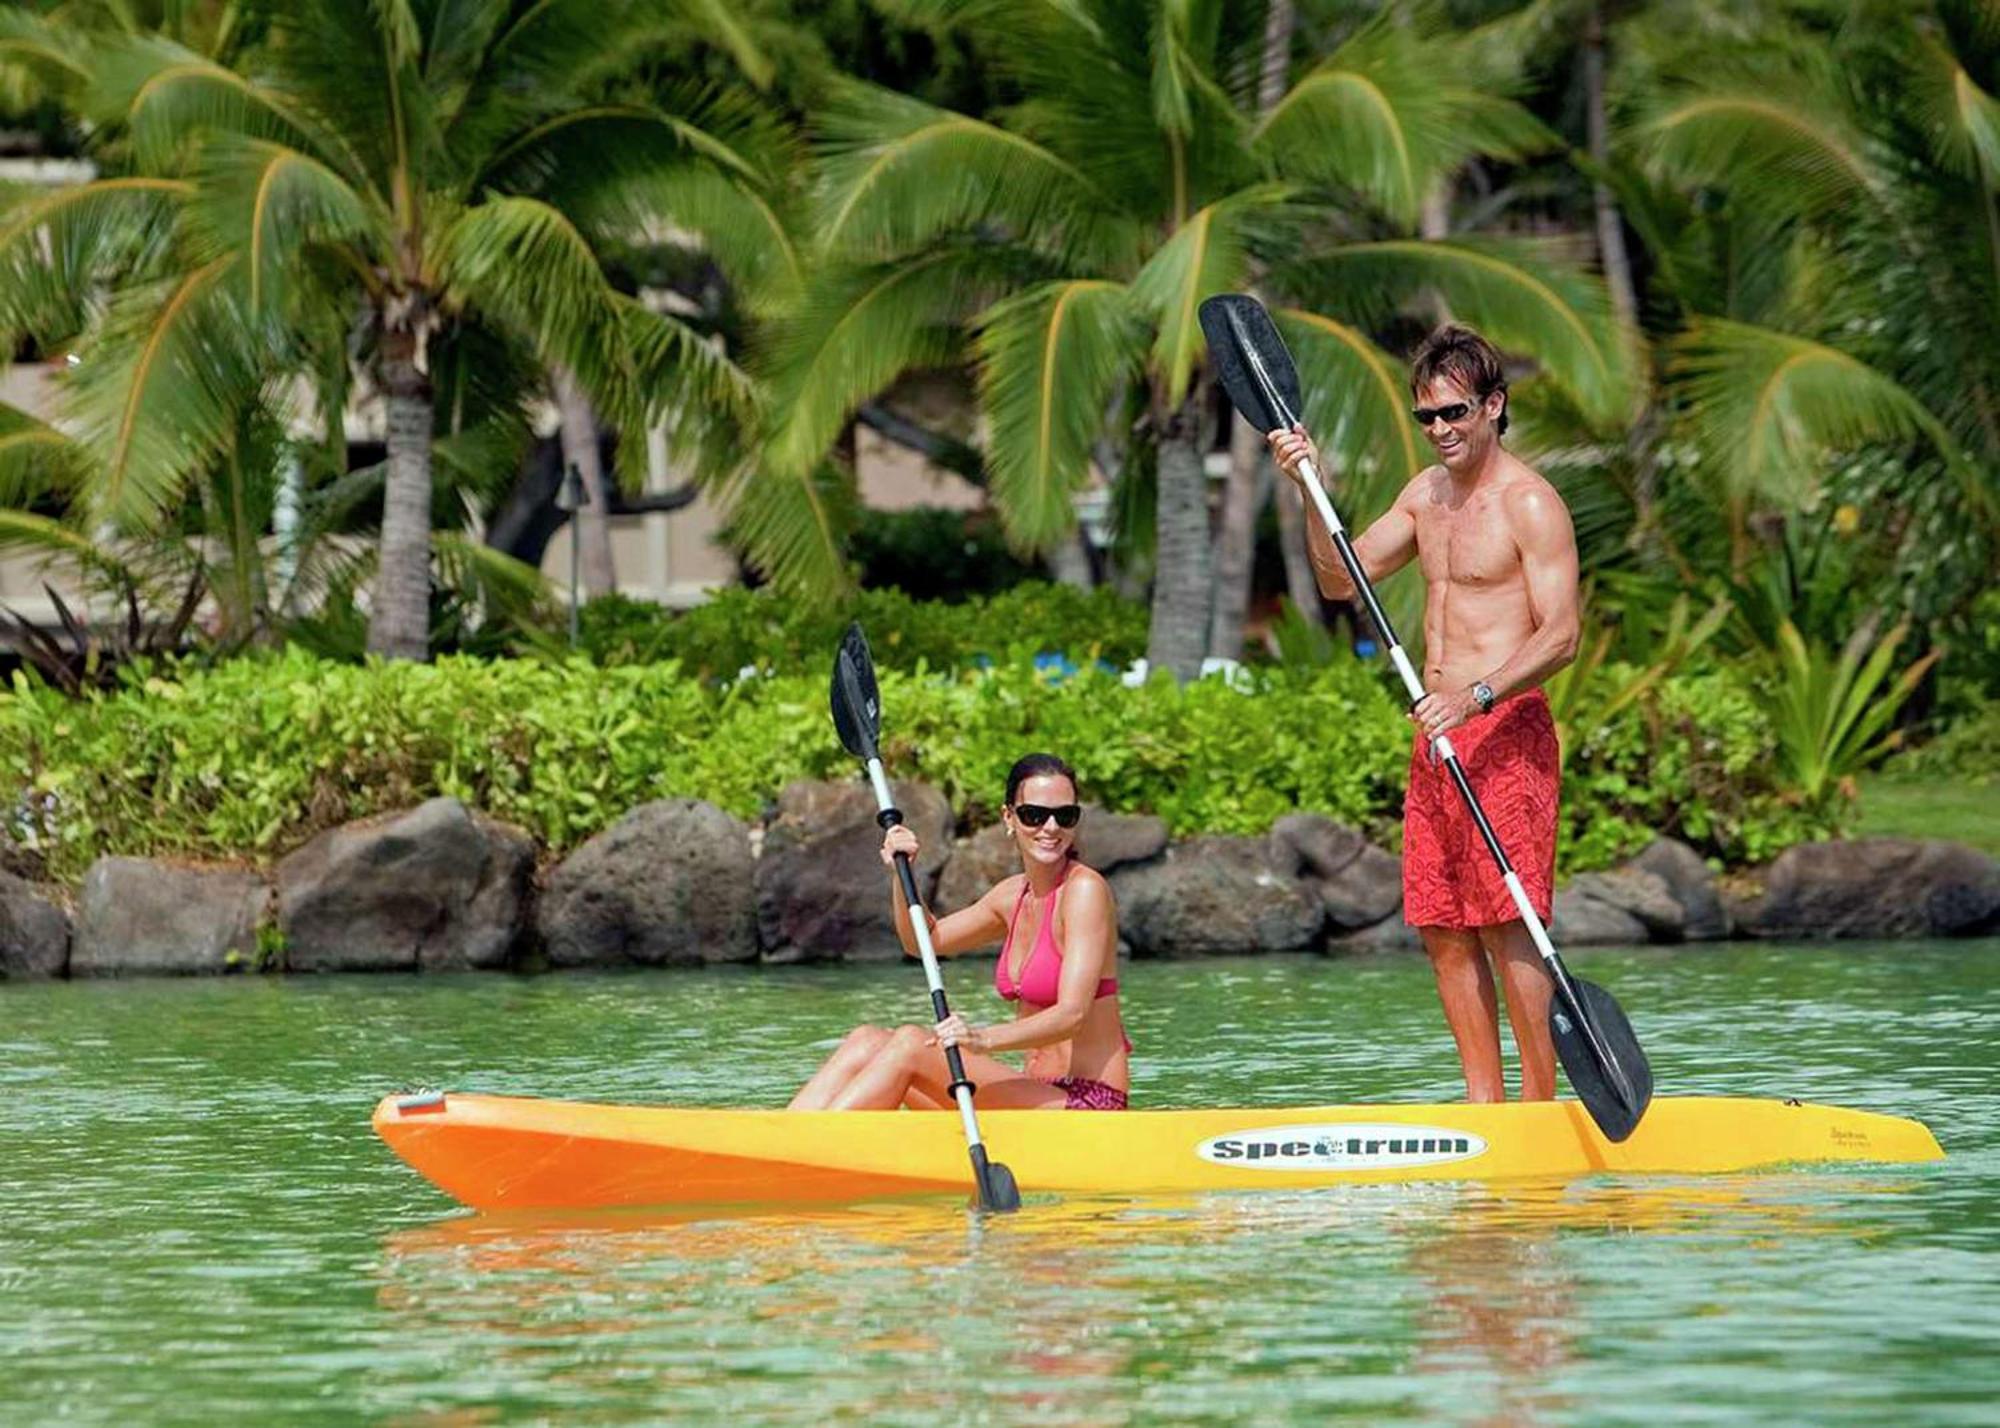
[[1410, 325, 1509, 435]]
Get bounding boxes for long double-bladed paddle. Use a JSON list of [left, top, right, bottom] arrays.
[[1198, 293, 1654, 1142], [829, 623, 1022, 1211]]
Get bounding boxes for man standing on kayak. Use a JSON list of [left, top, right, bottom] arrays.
[[1268, 325, 1580, 1103]]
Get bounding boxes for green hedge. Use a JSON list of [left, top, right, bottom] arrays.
[[575, 582, 1149, 678], [0, 647, 1837, 883]]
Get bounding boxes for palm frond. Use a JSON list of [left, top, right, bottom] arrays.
[[654, 0, 775, 90], [63, 257, 265, 529], [719, 459, 858, 601], [432, 529, 556, 624], [1913, 33, 2000, 183], [1254, 21, 1554, 228], [251, 2, 440, 196], [975, 278, 1145, 550], [614, 295, 761, 480], [186, 136, 376, 320], [434, 195, 625, 392], [811, 81, 1107, 261], [0, 177, 190, 344], [431, 416, 535, 509], [440, 0, 672, 161], [0, 403, 88, 507], [89, 33, 361, 182], [1149, 0, 1202, 138], [761, 244, 1042, 480], [1638, 81, 1884, 225], [412, 0, 511, 98], [0, 9, 91, 108], [1271, 307, 1423, 522], [0, 510, 140, 590], [478, 101, 802, 309], [1130, 186, 1285, 405], [1669, 317, 1975, 509], [1280, 238, 1640, 427]]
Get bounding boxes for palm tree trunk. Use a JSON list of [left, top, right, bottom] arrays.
[[1273, 479, 1322, 619], [1207, 410, 1269, 659], [369, 332, 435, 661], [553, 364, 617, 597], [1046, 530, 1095, 588], [1585, 1, 1639, 328], [1205, 0, 1297, 660], [1146, 400, 1213, 681]]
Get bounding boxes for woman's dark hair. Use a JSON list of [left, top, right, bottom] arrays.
[[1005, 753, 1078, 806], [1411, 324, 1510, 435]]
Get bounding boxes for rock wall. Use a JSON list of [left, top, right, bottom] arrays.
[[3, 784, 1994, 979]]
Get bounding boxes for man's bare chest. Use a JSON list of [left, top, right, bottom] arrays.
[[1414, 498, 1523, 591]]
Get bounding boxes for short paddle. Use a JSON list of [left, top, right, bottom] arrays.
[[1199, 292, 1654, 1142], [828, 622, 1023, 1210]]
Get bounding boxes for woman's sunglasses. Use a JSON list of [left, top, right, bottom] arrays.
[[1012, 803, 1082, 829], [1410, 401, 1478, 426]]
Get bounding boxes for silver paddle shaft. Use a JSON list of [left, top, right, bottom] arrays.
[[864, 757, 988, 1151]]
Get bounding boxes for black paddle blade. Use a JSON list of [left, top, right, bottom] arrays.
[[1552, 976, 1654, 1143], [1198, 294, 1305, 434], [829, 622, 882, 761], [970, 1145, 1021, 1213]]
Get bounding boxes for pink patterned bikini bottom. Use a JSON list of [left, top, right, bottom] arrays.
[[1048, 1075, 1129, 1111]]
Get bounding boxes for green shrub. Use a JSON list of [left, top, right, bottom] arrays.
[[847, 506, 1042, 599], [574, 581, 1149, 679], [1884, 701, 2000, 784], [1931, 588, 2000, 727], [1560, 663, 1839, 868], [0, 646, 1831, 883]]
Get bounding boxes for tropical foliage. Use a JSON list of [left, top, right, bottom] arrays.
[[756, 0, 1638, 676], [0, 0, 783, 659], [572, 580, 1148, 678], [0, 0, 1990, 858], [0, 644, 1829, 882]]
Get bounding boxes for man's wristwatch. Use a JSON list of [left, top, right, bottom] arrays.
[[1471, 680, 1496, 715]]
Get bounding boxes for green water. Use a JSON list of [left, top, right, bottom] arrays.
[[3, 943, 1997, 1426]]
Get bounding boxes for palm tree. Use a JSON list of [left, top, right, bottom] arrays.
[[1614, 0, 1998, 598], [0, 0, 786, 659], [760, 1, 1637, 677]]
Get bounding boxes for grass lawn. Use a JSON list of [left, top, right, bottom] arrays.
[[1852, 773, 2000, 856]]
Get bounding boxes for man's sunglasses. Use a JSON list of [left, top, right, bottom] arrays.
[[1012, 802, 1082, 829], [1410, 401, 1479, 426]]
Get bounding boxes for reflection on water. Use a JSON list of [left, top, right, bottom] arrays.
[[1, 945, 1996, 1424], [365, 1174, 1941, 1425]]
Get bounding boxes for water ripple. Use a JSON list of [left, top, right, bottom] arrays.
[[0, 942, 1995, 1425]]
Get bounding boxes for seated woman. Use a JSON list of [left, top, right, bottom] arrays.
[[788, 753, 1131, 1111]]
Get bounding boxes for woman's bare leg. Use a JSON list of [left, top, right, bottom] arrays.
[[787, 1025, 892, 1109], [828, 1026, 1071, 1110]]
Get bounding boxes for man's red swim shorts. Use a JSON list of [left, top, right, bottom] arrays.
[[1403, 687, 1560, 929]]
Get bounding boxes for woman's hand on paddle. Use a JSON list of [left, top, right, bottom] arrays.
[[932, 1013, 987, 1055], [880, 824, 920, 867], [1414, 686, 1479, 739], [1266, 422, 1320, 491]]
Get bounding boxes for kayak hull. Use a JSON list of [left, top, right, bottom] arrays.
[[372, 1093, 1944, 1212]]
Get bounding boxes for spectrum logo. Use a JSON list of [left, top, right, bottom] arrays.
[[1195, 1123, 1488, 1171]]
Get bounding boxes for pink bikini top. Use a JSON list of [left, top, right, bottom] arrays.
[[995, 865, 1120, 1006]]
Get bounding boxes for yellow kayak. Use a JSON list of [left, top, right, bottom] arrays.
[[372, 1092, 1944, 1212]]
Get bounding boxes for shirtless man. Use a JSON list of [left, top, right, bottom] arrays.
[[1268, 325, 1580, 1103]]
